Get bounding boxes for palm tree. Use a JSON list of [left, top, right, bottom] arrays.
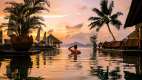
[[2, 0, 49, 51], [4, 0, 49, 37], [89, 0, 123, 41]]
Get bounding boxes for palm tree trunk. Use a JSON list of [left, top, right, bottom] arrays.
[[107, 23, 116, 41]]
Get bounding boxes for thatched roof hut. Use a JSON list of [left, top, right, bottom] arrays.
[[127, 31, 138, 39], [122, 29, 140, 49], [110, 41, 122, 49], [124, 0, 142, 49], [102, 41, 122, 49], [46, 34, 62, 48]]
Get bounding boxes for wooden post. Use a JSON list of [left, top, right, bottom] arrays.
[[139, 27, 141, 49], [136, 23, 142, 49], [138, 23, 142, 49], [0, 29, 2, 45]]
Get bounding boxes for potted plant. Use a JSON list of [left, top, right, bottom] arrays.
[[2, 0, 49, 51]]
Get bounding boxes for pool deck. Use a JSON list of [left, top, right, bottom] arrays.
[[98, 48, 142, 54]]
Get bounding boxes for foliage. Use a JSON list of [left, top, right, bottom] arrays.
[[89, 0, 122, 40], [2, 0, 49, 36]]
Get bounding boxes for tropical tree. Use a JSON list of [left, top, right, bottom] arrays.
[[3, 0, 49, 37], [1, 0, 49, 51], [89, 0, 123, 41]]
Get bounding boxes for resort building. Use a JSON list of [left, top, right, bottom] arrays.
[[35, 28, 62, 48], [0, 30, 2, 45], [124, 0, 142, 49], [122, 26, 142, 49], [46, 34, 62, 48]]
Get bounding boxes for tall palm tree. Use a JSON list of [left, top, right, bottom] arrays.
[[89, 0, 123, 41]]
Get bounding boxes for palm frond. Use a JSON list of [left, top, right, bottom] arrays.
[[29, 16, 44, 21], [110, 12, 123, 20], [89, 20, 104, 30], [4, 4, 25, 17], [93, 8, 104, 17], [24, 0, 50, 7], [5, 1, 20, 7], [101, 0, 109, 15], [88, 17, 101, 21], [20, 15, 45, 34], [34, 0, 50, 6], [96, 27, 101, 32], [6, 15, 20, 22], [3, 0, 49, 36], [30, 6, 48, 12], [0, 23, 8, 28], [89, 22, 96, 29], [110, 19, 122, 29], [108, 1, 114, 15], [25, 7, 48, 17], [7, 20, 19, 28]]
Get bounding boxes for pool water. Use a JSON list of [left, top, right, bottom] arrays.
[[0, 48, 141, 80]]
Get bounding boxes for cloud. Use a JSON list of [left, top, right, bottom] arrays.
[[64, 23, 90, 41], [66, 24, 83, 31], [79, 6, 88, 10], [0, 0, 134, 43], [48, 29, 54, 34], [42, 12, 82, 19], [65, 24, 84, 38], [63, 32, 91, 44], [43, 14, 68, 18]]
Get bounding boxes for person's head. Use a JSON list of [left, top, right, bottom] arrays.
[[74, 45, 77, 49]]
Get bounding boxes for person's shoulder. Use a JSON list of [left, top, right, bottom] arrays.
[[68, 48, 73, 51], [69, 49, 74, 52], [77, 50, 81, 54]]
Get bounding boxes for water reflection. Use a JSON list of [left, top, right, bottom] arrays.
[[123, 52, 142, 80], [90, 49, 110, 80], [6, 55, 32, 80], [90, 49, 142, 80], [91, 48, 97, 60], [41, 49, 60, 66], [1, 49, 60, 80], [0, 48, 142, 80]]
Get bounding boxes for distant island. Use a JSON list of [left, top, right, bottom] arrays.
[[61, 42, 92, 48]]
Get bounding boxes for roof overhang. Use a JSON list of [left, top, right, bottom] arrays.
[[124, 0, 142, 27]]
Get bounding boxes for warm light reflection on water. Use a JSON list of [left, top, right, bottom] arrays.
[[0, 48, 142, 80]]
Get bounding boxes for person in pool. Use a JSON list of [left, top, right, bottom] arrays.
[[68, 45, 81, 60]]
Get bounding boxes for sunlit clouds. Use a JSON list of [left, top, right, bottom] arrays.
[[0, 0, 134, 44]]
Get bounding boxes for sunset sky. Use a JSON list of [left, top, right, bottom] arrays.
[[0, 0, 134, 44]]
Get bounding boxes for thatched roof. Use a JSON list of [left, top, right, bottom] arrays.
[[102, 41, 122, 48], [124, 0, 142, 27], [125, 26, 142, 40], [122, 29, 140, 47], [127, 31, 139, 39], [47, 34, 62, 43], [110, 41, 122, 48], [124, 39, 139, 47]]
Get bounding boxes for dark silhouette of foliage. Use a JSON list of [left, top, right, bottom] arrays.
[[2, 0, 50, 36], [89, 0, 123, 41]]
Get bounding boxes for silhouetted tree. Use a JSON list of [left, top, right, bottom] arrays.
[[1, 0, 50, 51], [89, 0, 123, 41], [3, 0, 49, 36]]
